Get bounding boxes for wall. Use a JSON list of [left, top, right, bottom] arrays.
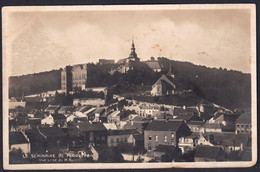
[[73, 98, 105, 106], [144, 130, 176, 150], [107, 134, 131, 147]]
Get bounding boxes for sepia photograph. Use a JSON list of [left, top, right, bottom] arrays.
[[2, 4, 257, 169]]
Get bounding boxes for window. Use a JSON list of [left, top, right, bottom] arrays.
[[164, 136, 167, 142], [116, 138, 119, 143], [89, 132, 94, 142], [171, 133, 175, 138], [111, 138, 114, 143], [148, 135, 152, 141], [171, 139, 175, 145], [155, 136, 158, 142]]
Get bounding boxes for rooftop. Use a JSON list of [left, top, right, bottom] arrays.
[[236, 112, 251, 124], [195, 145, 223, 159], [145, 120, 185, 132], [45, 105, 60, 111], [144, 61, 162, 70], [51, 114, 66, 120], [9, 131, 29, 145]]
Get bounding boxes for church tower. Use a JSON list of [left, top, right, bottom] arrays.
[[128, 38, 140, 62]]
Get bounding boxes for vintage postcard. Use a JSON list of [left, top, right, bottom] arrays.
[[2, 4, 257, 169]]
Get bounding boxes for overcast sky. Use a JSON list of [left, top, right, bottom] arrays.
[[6, 7, 252, 76]]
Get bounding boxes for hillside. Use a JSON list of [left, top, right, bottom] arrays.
[[157, 57, 251, 109], [9, 69, 61, 98], [8, 57, 251, 109]]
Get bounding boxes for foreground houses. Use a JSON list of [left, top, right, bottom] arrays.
[[9, 131, 30, 154], [144, 120, 191, 151], [147, 144, 182, 162], [236, 111, 251, 133], [194, 145, 225, 162], [107, 129, 139, 147]]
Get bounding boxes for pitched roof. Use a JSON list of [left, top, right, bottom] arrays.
[[145, 61, 162, 70], [108, 110, 121, 118], [205, 132, 251, 147], [154, 144, 177, 153], [175, 113, 202, 121], [9, 131, 29, 145], [59, 106, 75, 112], [74, 106, 91, 113], [9, 97, 18, 102], [236, 112, 251, 124], [25, 129, 46, 140], [195, 146, 222, 159], [93, 107, 105, 114], [78, 122, 107, 132], [103, 123, 118, 130], [25, 96, 42, 102], [145, 120, 184, 131], [108, 129, 139, 136], [45, 105, 60, 111], [132, 116, 149, 122], [51, 114, 66, 120], [202, 122, 222, 129], [38, 126, 65, 138], [187, 121, 205, 126]]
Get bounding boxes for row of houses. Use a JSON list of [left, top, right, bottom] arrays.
[[9, 93, 251, 163]]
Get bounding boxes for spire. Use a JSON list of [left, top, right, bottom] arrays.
[[128, 36, 140, 61]]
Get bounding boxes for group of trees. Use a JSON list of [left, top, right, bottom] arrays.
[[86, 62, 162, 87], [157, 57, 251, 109], [9, 69, 61, 98], [9, 57, 251, 109]]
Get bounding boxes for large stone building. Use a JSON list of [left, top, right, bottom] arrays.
[[61, 64, 87, 94]]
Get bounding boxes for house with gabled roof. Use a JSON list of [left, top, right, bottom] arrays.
[[194, 145, 225, 162], [147, 144, 182, 162], [151, 74, 183, 96], [144, 57, 162, 72], [45, 105, 60, 114], [201, 121, 235, 133], [58, 106, 75, 115], [76, 122, 108, 147], [144, 119, 191, 151], [37, 126, 66, 153], [27, 109, 45, 119], [236, 111, 251, 133], [107, 129, 140, 147]]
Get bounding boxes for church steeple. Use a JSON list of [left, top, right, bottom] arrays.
[[131, 38, 135, 54], [128, 36, 139, 61]]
